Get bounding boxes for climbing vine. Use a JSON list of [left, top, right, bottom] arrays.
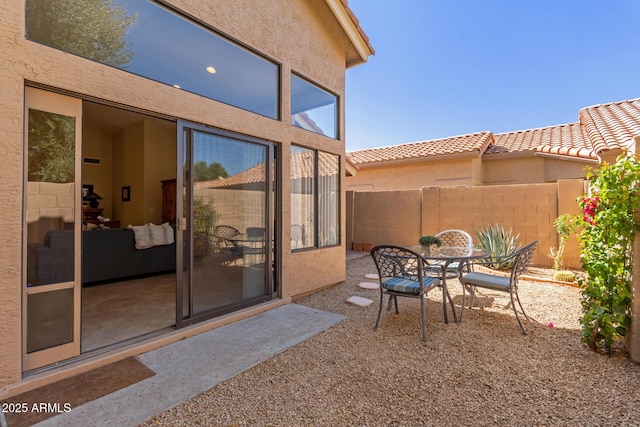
[[576, 152, 640, 352]]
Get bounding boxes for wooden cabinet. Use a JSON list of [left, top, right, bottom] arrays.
[[161, 179, 177, 225], [82, 208, 120, 228], [82, 208, 103, 221]]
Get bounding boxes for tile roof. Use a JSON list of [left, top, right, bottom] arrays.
[[579, 98, 640, 155], [490, 122, 597, 160], [348, 97, 640, 166], [201, 150, 340, 190], [347, 131, 493, 166], [340, 0, 375, 56]]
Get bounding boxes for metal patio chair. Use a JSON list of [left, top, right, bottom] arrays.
[[370, 245, 441, 341], [459, 240, 539, 334], [214, 225, 241, 248], [290, 224, 305, 248], [427, 229, 474, 274]]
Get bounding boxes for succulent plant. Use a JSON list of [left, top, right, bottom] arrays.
[[553, 270, 576, 282], [475, 224, 520, 270]]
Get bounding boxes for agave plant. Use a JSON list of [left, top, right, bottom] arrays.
[[475, 224, 521, 270]]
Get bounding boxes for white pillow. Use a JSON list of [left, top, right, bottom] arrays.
[[128, 224, 153, 250], [161, 222, 175, 245], [148, 223, 166, 246]]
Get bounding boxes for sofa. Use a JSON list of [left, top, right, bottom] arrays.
[[82, 227, 176, 284], [27, 227, 176, 286], [27, 230, 74, 286]]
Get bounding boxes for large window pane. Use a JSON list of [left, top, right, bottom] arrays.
[[26, 0, 279, 119], [190, 131, 270, 316], [290, 146, 315, 249], [290, 147, 339, 249], [26, 108, 76, 353], [26, 109, 76, 287], [291, 75, 337, 139], [318, 152, 339, 247], [27, 289, 74, 353]]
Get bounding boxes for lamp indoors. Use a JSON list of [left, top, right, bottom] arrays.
[[86, 192, 103, 208]]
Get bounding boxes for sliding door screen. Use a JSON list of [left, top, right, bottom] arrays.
[[181, 125, 273, 321]]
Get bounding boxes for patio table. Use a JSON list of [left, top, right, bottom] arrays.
[[410, 246, 488, 324], [228, 234, 266, 263]]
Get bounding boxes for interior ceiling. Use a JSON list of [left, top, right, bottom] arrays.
[[83, 101, 176, 133]]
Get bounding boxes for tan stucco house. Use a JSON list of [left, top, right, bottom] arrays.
[[0, 0, 373, 396], [346, 98, 640, 190]]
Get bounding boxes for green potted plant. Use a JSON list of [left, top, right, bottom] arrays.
[[419, 235, 441, 256], [193, 196, 219, 257]]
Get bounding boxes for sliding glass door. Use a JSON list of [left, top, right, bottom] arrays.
[[178, 123, 274, 324]]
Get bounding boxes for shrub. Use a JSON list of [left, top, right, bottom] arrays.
[[475, 224, 520, 270], [552, 214, 577, 270], [576, 152, 640, 352]]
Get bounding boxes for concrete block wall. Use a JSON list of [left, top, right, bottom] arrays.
[[352, 190, 422, 248], [350, 179, 586, 268]]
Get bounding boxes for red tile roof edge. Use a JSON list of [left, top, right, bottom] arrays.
[[348, 98, 640, 165], [340, 0, 376, 55], [348, 131, 494, 166]]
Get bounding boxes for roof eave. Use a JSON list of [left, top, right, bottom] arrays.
[[324, 0, 374, 67], [482, 150, 536, 160], [534, 152, 600, 164], [344, 156, 359, 176]]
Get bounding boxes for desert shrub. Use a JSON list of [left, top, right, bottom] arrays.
[[475, 224, 520, 270]]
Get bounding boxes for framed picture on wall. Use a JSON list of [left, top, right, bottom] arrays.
[[122, 186, 131, 202], [82, 184, 93, 200]]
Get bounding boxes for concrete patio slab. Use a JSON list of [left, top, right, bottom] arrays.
[[34, 304, 344, 427]]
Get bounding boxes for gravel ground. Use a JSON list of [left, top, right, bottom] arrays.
[[141, 256, 640, 426]]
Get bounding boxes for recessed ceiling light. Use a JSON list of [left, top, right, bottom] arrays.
[[206, 66, 217, 74], [173, 84, 181, 89]]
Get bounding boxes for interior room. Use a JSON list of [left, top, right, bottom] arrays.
[[80, 101, 178, 352], [78, 102, 274, 352]]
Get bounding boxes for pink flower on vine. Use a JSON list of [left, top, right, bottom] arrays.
[[582, 196, 600, 225]]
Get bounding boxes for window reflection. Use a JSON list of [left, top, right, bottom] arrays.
[[25, 108, 76, 352], [291, 75, 337, 139], [290, 147, 339, 249], [190, 131, 270, 315], [26, 0, 279, 119], [26, 109, 76, 287], [290, 146, 316, 249], [318, 152, 339, 246]]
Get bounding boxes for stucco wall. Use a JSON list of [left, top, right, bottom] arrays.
[[0, 0, 352, 389], [482, 156, 546, 184], [0, 1, 28, 390], [346, 154, 594, 190], [346, 157, 476, 191], [484, 155, 592, 184]]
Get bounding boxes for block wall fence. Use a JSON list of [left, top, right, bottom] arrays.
[[347, 179, 588, 268]]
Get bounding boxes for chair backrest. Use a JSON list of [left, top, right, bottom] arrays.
[[214, 225, 240, 239], [370, 245, 424, 280], [435, 229, 473, 256], [247, 227, 265, 238], [290, 224, 305, 247], [511, 240, 539, 280]]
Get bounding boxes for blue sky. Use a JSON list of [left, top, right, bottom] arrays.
[[345, 0, 640, 151]]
